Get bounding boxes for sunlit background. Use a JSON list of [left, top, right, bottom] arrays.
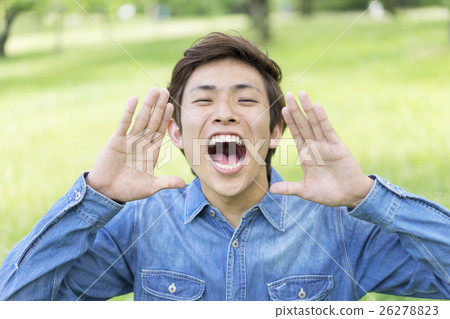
[[1, 0, 449, 301]]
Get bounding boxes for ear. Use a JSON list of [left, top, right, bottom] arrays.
[[168, 118, 184, 149], [269, 120, 283, 149]]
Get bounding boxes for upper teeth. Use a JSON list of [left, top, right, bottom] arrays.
[[209, 135, 243, 146]]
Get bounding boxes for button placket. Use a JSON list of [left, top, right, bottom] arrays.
[[226, 217, 255, 300]]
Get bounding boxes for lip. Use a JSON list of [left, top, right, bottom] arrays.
[[205, 131, 248, 175]]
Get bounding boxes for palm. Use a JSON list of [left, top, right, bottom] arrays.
[[270, 91, 373, 208], [86, 88, 185, 202]]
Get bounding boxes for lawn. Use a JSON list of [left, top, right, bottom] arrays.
[[0, 8, 449, 301]]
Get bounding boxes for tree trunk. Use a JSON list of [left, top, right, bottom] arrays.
[[448, 1, 450, 43], [54, 3, 66, 54], [250, 0, 270, 41], [301, 0, 313, 16], [0, 9, 19, 57], [382, 0, 398, 15]]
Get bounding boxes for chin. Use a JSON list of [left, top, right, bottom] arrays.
[[206, 164, 260, 195]]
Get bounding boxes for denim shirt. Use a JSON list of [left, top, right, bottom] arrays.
[[1, 169, 449, 301]]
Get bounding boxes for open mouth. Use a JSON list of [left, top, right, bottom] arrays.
[[207, 134, 247, 171]]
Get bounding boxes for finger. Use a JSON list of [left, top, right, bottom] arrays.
[[116, 96, 138, 136], [147, 89, 170, 133], [149, 104, 172, 155], [141, 102, 174, 175], [281, 107, 305, 147], [285, 92, 315, 140], [130, 88, 159, 135], [314, 103, 341, 144], [270, 181, 308, 199], [298, 91, 325, 141], [147, 102, 173, 147]]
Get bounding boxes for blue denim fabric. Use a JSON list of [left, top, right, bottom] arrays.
[[1, 169, 449, 300]]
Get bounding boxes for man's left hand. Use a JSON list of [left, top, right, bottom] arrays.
[[270, 91, 374, 209]]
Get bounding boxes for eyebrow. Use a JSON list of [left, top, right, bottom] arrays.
[[232, 83, 262, 94], [189, 85, 216, 94], [189, 83, 262, 94]]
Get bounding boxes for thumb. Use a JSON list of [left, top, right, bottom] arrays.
[[270, 181, 308, 198], [150, 175, 186, 194]]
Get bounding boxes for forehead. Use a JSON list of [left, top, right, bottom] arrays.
[[184, 58, 267, 93]]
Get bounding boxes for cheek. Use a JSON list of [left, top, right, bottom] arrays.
[[181, 132, 195, 159], [185, 105, 212, 118], [249, 125, 272, 159], [178, 125, 205, 166], [253, 114, 272, 138]]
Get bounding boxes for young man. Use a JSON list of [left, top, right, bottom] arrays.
[[0, 32, 449, 301]]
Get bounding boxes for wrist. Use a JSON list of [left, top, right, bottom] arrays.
[[85, 173, 117, 202], [347, 176, 374, 209]]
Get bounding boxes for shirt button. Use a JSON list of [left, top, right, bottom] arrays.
[[168, 283, 176, 294], [232, 239, 239, 248], [209, 210, 216, 217], [298, 288, 306, 299], [74, 190, 81, 200]]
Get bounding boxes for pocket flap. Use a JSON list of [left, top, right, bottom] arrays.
[[268, 275, 333, 301], [142, 270, 205, 301]]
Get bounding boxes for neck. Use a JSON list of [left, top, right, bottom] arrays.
[[202, 173, 269, 229]]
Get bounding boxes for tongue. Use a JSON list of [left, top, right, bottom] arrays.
[[210, 153, 240, 166], [227, 154, 239, 165]]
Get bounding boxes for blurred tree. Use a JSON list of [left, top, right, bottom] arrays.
[[312, 0, 445, 11], [52, 1, 65, 54], [155, 0, 246, 17], [249, 0, 270, 40], [0, 0, 36, 57], [301, 0, 313, 15], [381, 0, 399, 14]]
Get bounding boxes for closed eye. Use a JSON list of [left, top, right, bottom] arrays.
[[193, 99, 213, 104], [239, 99, 258, 104]]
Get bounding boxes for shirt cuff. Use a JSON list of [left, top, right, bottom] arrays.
[[348, 174, 406, 227], [64, 172, 125, 227]]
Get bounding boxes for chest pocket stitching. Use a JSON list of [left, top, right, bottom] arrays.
[[141, 269, 205, 301], [267, 275, 334, 301]]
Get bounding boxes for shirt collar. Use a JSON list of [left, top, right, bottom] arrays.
[[184, 168, 287, 231], [257, 168, 287, 231], [184, 178, 209, 224]]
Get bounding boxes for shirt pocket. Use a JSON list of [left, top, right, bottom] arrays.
[[141, 269, 205, 301], [267, 275, 333, 301]]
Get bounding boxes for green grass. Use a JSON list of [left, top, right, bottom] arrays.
[[1, 9, 449, 301]]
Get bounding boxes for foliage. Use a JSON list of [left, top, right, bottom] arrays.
[[155, 0, 247, 17], [1, 10, 449, 301], [313, 0, 446, 11], [65, 0, 247, 17], [0, 0, 35, 12], [0, 0, 37, 56]]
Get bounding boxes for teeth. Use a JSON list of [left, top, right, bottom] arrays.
[[209, 134, 243, 146], [215, 160, 243, 171]]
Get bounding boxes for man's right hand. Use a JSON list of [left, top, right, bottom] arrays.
[[85, 88, 185, 202]]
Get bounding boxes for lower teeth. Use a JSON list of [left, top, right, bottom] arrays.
[[215, 161, 242, 170]]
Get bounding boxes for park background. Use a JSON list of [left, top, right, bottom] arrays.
[[0, 0, 449, 301]]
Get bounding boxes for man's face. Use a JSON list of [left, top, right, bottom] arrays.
[[170, 58, 282, 202]]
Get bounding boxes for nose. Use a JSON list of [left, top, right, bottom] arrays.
[[212, 100, 239, 124]]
